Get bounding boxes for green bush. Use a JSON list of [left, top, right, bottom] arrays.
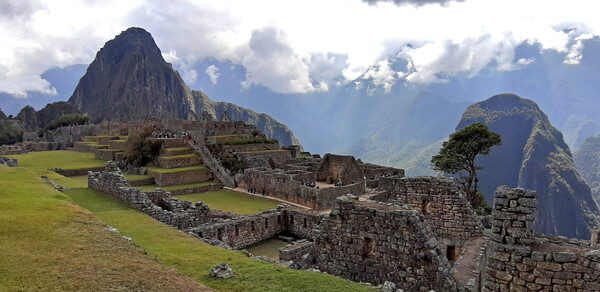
[[124, 127, 163, 167], [44, 114, 90, 131], [0, 120, 23, 145]]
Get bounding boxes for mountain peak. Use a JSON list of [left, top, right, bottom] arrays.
[[68, 27, 196, 122]]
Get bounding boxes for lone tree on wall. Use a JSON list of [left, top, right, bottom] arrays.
[[431, 123, 501, 211]]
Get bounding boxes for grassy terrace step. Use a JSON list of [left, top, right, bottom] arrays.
[[146, 165, 212, 186], [162, 146, 195, 156], [65, 187, 372, 291], [177, 189, 280, 215], [160, 153, 199, 159], [136, 181, 216, 191], [158, 153, 203, 169], [146, 165, 207, 173], [0, 166, 208, 291]]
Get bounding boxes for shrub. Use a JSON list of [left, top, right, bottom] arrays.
[[44, 114, 90, 131], [124, 127, 163, 167], [0, 120, 23, 145]]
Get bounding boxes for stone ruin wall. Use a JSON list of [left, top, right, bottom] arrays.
[[240, 168, 365, 210], [317, 154, 364, 184], [374, 176, 483, 248], [310, 197, 459, 291], [190, 208, 287, 249], [0, 155, 18, 167], [88, 162, 211, 230], [484, 186, 600, 291], [279, 240, 315, 262]]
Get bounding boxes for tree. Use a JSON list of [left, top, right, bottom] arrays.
[[431, 123, 501, 211]]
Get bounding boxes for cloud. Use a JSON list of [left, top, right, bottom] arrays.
[[205, 65, 220, 84], [2, 0, 600, 98], [363, 0, 464, 7], [241, 26, 327, 94], [362, 60, 398, 93]]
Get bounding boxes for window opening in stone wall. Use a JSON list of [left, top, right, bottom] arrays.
[[290, 215, 294, 225], [421, 200, 429, 215], [446, 245, 457, 262], [362, 237, 375, 257], [265, 218, 269, 228], [235, 225, 239, 236], [303, 217, 307, 228], [198, 232, 203, 237], [278, 215, 281, 224], [217, 228, 223, 241], [251, 221, 255, 231]]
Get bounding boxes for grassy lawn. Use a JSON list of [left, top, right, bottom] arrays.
[[65, 188, 371, 291], [137, 181, 216, 191], [5, 151, 107, 189], [146, 165, 207, 173], [123, 173, 153, 181], [0, 166, 208, 291], [165, 146, 192, 151], [176, 189, 280, 215]]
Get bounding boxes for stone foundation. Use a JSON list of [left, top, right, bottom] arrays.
[[149, 167, 213, 186]]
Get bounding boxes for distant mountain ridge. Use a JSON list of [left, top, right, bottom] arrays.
[[457, 94, 599, 239], [574, 135, 600, 203], [67, 27, 300, 147]]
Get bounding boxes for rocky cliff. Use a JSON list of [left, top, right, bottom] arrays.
[[574, 135, 600, 203], [67, 27, 300, 147], [457, 93, 599, 239]]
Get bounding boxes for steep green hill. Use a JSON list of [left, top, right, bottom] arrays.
[[574, 135, 600, 202], [457, 93, 599, 239]]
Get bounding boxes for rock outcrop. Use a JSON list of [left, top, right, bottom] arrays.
[[67, 27, 300, 147], [457, 93, 599, 239]]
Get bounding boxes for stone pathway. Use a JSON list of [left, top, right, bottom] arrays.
[[451, 235, 488, 290]]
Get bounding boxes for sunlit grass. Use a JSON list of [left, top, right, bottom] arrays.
[[65, 187, 372, 291], [137, 181, 216, 192], [0, 166, 207, 291], [176, 189, 280, 215]]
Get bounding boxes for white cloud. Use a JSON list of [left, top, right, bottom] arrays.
[[206, 65, 220, 84], [2, 0, 600, 96], [362, 60, 397, 93]]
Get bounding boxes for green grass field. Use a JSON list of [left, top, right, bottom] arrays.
[[246, 238, 290, 260], [137, 181, 216, 192], [5, 151, 106, 189], [0, 165, 208, 291], [1, 150, 373, 291], [65, 187, 371, 291], [176, 189, 280, 214]]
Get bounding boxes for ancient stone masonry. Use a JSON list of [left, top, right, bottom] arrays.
[[240, 167, 365, 210], [309, 195, 459, 291], [374, 176, 484, 250], [484, 186, 600, 291], [0, 155, 18, 167], [89, 161, 211, 229], [189, 206, 287, 249], [317, 153, 364, 184]]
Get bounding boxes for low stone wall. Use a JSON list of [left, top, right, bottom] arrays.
[[484, 186, 600, 291], [279, 240, 315, 262], [313, 196, 459, 290], [286, 209, 323, 240], [95, 149, 121, 161], [149, 168, 213, 186], [22, 141, 65, 151], [0, 155, 18, 167], [374, 176, 483, 248], [54, 166, 104, 177], [168, 183, 221, 196], [241, 168, 365, 210], [223, 142, 279, 153], [89, 161, 211, 230], [158, 155, 202, 169], [238, 150, 292, 168], [190, 207, 287, 249]]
